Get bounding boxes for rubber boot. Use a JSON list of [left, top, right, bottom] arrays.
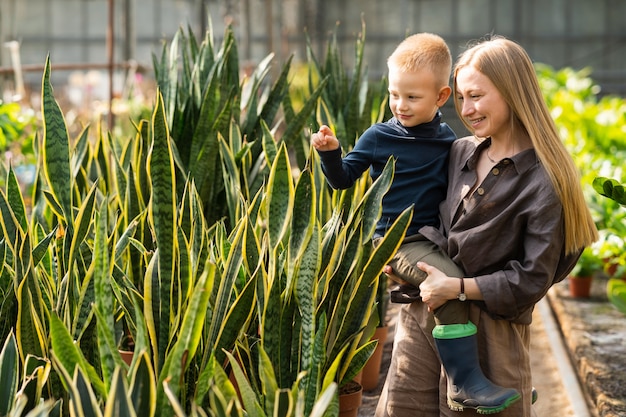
[[433, 323, 521, 414]]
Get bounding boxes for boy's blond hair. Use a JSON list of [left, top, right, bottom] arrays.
[[387, 33, 452, 88]]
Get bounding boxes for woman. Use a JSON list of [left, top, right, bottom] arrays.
[[376, 36, 598, 417]]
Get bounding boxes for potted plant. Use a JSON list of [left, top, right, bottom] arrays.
[[568, 247, 603, 298]]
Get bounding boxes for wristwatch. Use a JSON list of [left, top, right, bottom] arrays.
[[457, 278, 467, 301]]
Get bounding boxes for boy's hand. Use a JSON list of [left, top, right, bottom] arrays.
[[311, 125, 340, 151]]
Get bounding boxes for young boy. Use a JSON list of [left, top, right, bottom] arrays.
[[311, 33, 520, 413], [311, 32, 463, 315]]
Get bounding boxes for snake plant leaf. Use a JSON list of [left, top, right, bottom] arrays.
[[114, 215, 141, 262], [246, 55, 292, 147], [257, 345, 280, 416], [259, 263, 282, 382], [243, 213, 261, 275], [332, 206, 411, 350], [225, 350, 265, 417], [299, 313, 327, 416], [240, 52, 274, 136], [338, 339, 376, 387], [281, 76, 330, 168], [288, 169, 316, 284], [147, 90, 177, 371], [0, 188, 21, 251], [177, 227, 192, 310], [41, 190, 64, 220], [294, 224, 320, 371], [157, 262, 215, 414], [308, 382, 337, 417], [355, 156, 394, 242], [129, 351, 156, 417], [41, 55, 72, 226], [260, 120, 278, 172], [206, 220, 244, 361], [195, 353, 225, 409], [19, 355, 51, 417], [359, 205, 412, 284], [16, 273, 47, 361], [219, 134, 243, 225], [51, 355, 102, 417], [71, 125, 90, 179], [266, 144, 294, 250], [94, 202, 125, 390], [143, 250, 161, 374], [211, 270, 256, 368], [31, 227, 56, 268], [103, 368, 136, 417], [6, 167, 27, 233], [0, 332, 18, 416], [73, 366, 103, 417], [161, 379, 187, 417], [68, 182, 98, 274], [50, 313, 106, 396]]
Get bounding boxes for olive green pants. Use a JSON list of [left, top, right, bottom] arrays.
[[384, 234, 467, 325]]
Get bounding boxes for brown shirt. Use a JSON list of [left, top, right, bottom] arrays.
[[421, 136, 580, 324]]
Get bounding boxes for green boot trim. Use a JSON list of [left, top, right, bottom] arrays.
[[432, 322, 477, 339]]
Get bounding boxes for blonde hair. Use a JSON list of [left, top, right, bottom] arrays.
[[453, 36, 598, 254], [387, 33, 452, 89]]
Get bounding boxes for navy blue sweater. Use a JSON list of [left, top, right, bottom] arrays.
[[318, 113, 456, 237]]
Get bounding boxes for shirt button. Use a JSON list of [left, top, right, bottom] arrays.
[[503, 160, 510, 165], [477, 188, 485, 195], [492, 168, 500, 175]]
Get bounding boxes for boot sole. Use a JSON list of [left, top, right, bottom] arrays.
[[447, 392, 521, 415]]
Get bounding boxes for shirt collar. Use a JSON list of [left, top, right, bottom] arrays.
[[464, 137, 539, 174], [389, 111, 443, 137]]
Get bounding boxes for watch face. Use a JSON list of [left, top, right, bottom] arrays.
[[458, 293, 467, 301]]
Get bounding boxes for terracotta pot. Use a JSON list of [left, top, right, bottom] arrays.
[[360, 325, 388, 391], [339, 380, 363, 417], [119, 350, 133, 366], [568, 275, 593, 298]]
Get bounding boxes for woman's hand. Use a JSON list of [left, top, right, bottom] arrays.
[[416, 261, 457, 311], [382, 264, 410, 286]]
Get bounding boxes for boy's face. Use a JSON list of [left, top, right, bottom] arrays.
[[387, 66, 450, 128]]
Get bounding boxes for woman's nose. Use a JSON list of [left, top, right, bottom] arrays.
[[461, 101, 474, 117]]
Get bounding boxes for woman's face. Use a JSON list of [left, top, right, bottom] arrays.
[[455, 66, 511, 141]]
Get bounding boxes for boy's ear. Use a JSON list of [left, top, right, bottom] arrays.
[[437, 85, 452, 106]]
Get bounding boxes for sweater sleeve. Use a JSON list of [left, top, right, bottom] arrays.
[[317, 130, 376, 189]]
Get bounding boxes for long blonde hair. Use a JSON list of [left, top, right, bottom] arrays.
[[453, 36, 598, 254]]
